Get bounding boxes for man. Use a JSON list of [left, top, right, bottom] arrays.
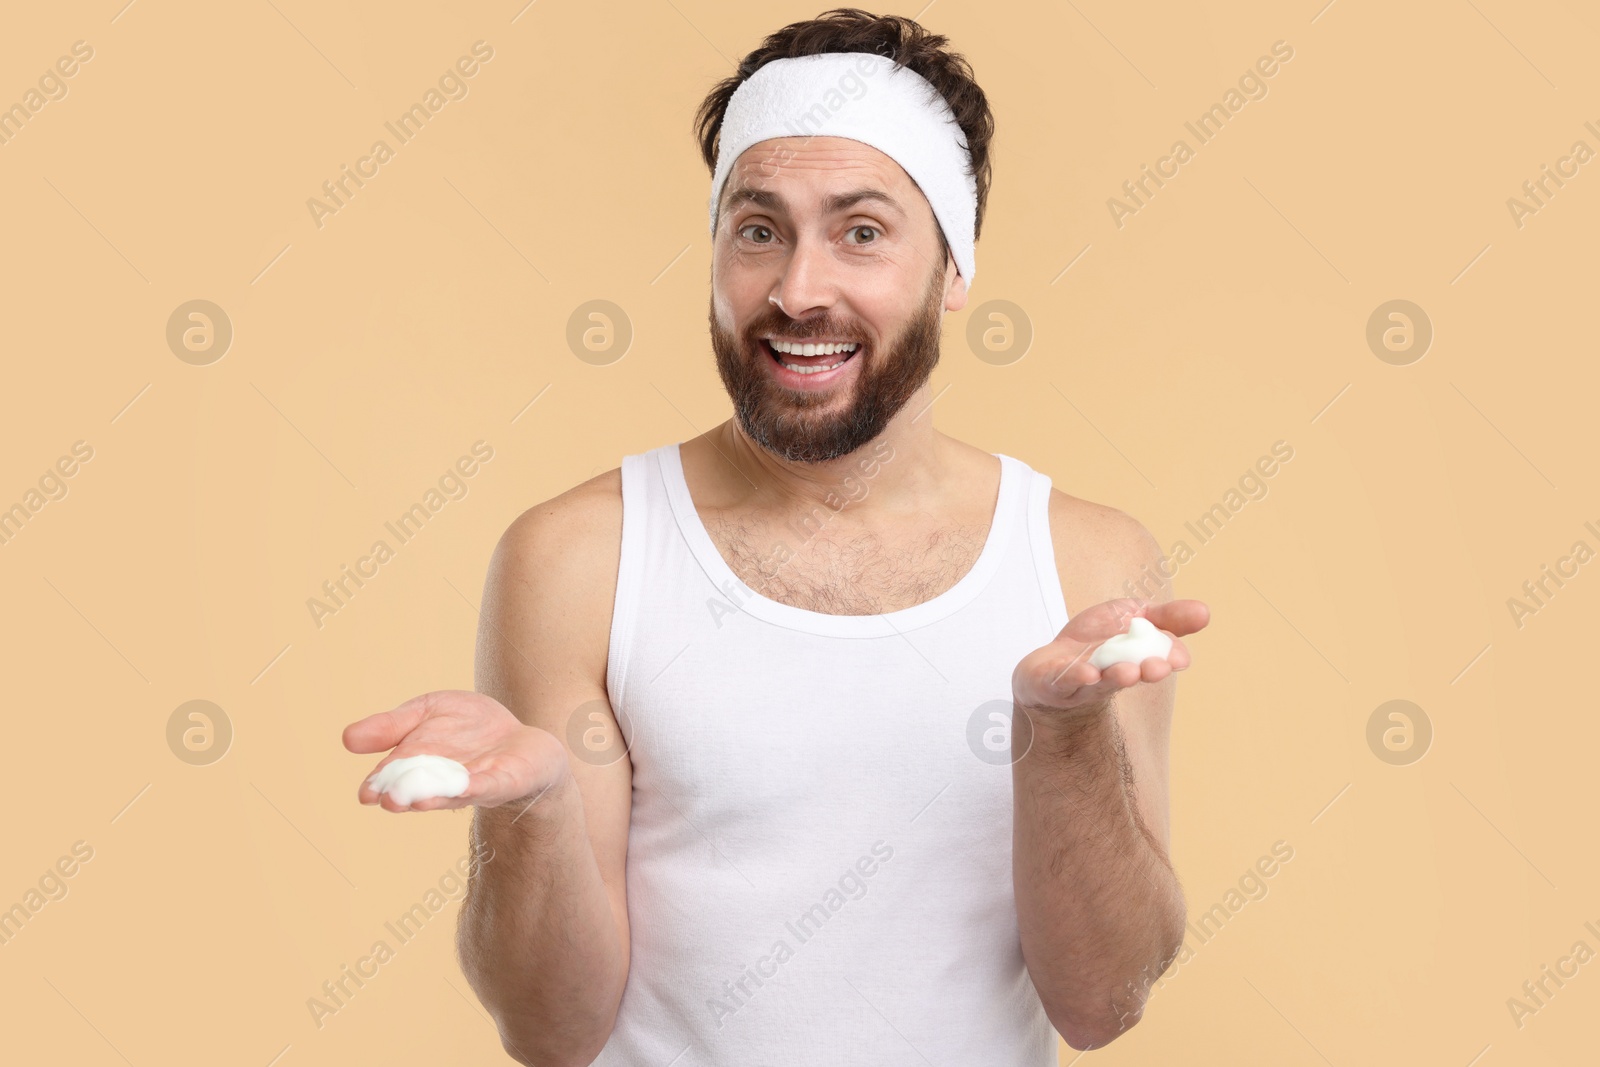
[[342, 10, 1208, 1065]]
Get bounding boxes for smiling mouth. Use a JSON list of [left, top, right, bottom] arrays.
[[759, 337, 861, 374]]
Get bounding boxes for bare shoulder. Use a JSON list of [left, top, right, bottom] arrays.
[[1045, 484, 1167, 612], [496, 466, 622, 569], [478, 467, 623, 717]]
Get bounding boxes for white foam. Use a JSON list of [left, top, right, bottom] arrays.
[[367, 754, 470, 806], [1089, 616, 1173, 670]]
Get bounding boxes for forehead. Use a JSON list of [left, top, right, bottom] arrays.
[[721, 135, 924, 217]]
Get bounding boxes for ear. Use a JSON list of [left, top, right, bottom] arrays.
[[944, 256, 969, 312]]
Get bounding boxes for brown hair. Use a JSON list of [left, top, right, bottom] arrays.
[[694, 7, 994, 263]]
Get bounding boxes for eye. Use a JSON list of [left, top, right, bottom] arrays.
[[847, 225, 879, 244], [737, 223, 776, 244]]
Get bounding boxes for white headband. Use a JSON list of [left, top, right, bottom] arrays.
[[707, 51, 977, 282]]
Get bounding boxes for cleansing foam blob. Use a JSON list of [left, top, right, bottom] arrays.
[[1089, 616, 1174, 670], [367, 754, 470, 806]]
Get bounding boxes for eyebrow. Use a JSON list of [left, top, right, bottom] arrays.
[[721, 185, 906, 219]]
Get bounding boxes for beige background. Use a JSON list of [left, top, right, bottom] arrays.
[[1, 0, 1595, 1063]]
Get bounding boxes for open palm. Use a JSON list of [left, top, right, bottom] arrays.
[[342, 689, 568, 812], [1012, 598, 1210, 718]]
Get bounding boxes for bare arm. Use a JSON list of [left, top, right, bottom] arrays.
[[458, 470, 633, 1066], [343, 470, 632, 1067], [460, 769, 627, 1066], [1010, 499, 1208, 1049], [1012, 683, 1186, 1049]]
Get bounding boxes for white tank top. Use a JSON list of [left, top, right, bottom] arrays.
[[596, 440, 1069, 1065]]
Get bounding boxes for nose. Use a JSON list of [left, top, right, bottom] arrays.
[[768, 235, 835, 320]]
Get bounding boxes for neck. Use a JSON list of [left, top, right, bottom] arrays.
[[709, 383, 949, 515]]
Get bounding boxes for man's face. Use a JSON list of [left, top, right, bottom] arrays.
[[709, 136, 968, 463]]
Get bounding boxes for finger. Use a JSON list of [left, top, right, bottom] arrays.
[[356, 742, 427, 805], [1031, 652, 1137, 708], [342, 693, 436, 754], [364, 765, 481, 812], [462, 767, 517, 808], [461, 758, 553, 811], [1067, 656, 1160, 704], [412, 760, 508, 811], [372, 760, 507, 812], [406, 794, 464, 813], [1097, 660, 1144, 690], [1141, 599, 1210, 638], [377, 791, 415, 814], [1017, 649, 1101, 707], [1053, 598, 1155, 644], [1139, 656, 1175, 684], [1096, 637, 1187, 678], [366, 786, 470, 813], [371, 788, 471, 814], [356, 762, 396, 806], [1049, 672, 1128, 711]]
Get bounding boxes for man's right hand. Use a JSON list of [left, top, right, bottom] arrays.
[[342, 689, 570, 813]]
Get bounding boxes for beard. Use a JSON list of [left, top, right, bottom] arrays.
[[709, 261, 947, 463]]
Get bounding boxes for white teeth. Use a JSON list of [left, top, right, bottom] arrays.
[[780, 358, 846, 374], [768, 339, 858, 356]]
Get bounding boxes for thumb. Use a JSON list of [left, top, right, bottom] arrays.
[[342, 693, 435, 754]]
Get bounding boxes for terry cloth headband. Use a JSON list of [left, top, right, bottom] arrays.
[[707, 51, 978, 282]]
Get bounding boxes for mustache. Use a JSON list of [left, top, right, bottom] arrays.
[[743, 314, 866, 346]]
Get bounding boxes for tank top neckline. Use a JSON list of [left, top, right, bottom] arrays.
[[658, 441, 1023, 638]]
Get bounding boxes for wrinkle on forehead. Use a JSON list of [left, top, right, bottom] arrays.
[[723, 136, 930, 223]]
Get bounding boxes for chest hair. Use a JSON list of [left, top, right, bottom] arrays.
[[704, 512, 992, 615]]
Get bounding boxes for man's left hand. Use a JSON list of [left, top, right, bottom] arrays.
[[1012, 598, 1211, 722]]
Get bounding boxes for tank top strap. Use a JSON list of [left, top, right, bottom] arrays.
[[605, 447, 658, 711], [1009, 456, 1070, 634]]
